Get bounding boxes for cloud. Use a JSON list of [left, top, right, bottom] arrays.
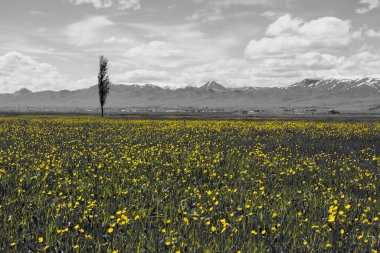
[[125, 41, 183, 57], [260, 11, 277, 17], [65, 16, 114, 47], [67, 0, 141, 10], [0, 51, 71, 93], [113, 69, 169, 83], [366, 29, 380, 38], [240, 14, 380, 83], [245, 14, 354, 58], [263, 52, 345, 70], [194, 0, 294, 8], [128, 23, 205, 42], [351, 25, 380, 38], [186, 7, 224, 22], [356, 0, 380, 14], [175, 59, 252, 87], [104, 36, 130, 43]]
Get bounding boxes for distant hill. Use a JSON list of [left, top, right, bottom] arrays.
[[0, 78, 379, 111]]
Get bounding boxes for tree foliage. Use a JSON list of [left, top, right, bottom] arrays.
[[98, 55, 110, 117]]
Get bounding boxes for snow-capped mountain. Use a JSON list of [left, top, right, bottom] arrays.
[[200, 81, 228, 91], [0, 78, 379, 111], [290, 77, 380, 92]]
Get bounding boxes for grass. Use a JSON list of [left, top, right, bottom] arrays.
[[0, 117, 379, 252]]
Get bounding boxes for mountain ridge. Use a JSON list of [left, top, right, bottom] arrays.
[[1, 78, 379, 111]]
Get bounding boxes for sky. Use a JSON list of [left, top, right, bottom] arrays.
[[0, 0, 380, 93]]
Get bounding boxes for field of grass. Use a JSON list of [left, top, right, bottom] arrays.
[[0, 117, 379, 252]]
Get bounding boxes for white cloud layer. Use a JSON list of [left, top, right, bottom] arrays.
[[67, 0, 141, 10], [194, 0, 294, 8], [125, 41, 183, 57], [245, 14, 353, 58], [0, 51, 67, 93], [104, 36, 130, 44], [356, 0, 380, 14], [366, 29, 380, 38], [65, 16, 114, 47], [113, 69, 169, 83], [0, 52, 96, 93]]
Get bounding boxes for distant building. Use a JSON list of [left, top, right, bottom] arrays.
[[328, 109, 340, 115]]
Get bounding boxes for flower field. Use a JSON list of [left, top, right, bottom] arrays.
[[0, 117, 379, 252]]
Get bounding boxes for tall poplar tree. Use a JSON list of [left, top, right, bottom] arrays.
[[98, 55, 110, 117]]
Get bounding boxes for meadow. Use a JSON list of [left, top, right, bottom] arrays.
[[0, 117, 379, 252]]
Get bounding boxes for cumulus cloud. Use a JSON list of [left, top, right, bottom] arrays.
[[240, 14, 380, 83], [125, 41, 183, 57], [67, 0, 141, 10], [245, 14, 354, 58], [65, 16, 114, 47], [356, 0, 380, 14], [104, 36, 130, 44], [340, 51, 380, 76], [0, 51, 70, 93], [113, 69, 169, 83], [366, 29, 380, 37]]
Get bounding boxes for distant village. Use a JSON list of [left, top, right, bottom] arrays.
[[2, 105, 347, 116]]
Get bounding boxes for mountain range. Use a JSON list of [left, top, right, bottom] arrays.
[[1, 78, 380, 112]]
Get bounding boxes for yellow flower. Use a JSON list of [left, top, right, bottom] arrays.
[[38, 237, 44, 243], [73, 245, 79, 249], [251, 230, 258, 235], [211, 226, 217, 232], [326, 243, 332, 248], [134, 215, 140, 221], [345, 204, 351, 209], [220, 219, 227, 227], [107, 227, 114, 233], [120, 215, 129, 224], [340, 229, 344, 235], [261, 230, 266, 235], [328, 214, 336, 223], [183, 217, 189, 225]]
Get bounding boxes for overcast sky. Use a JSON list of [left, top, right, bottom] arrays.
[[0, 0, 380, 92]]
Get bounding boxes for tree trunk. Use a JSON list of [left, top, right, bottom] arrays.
[[101, 106, 104, 117]]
